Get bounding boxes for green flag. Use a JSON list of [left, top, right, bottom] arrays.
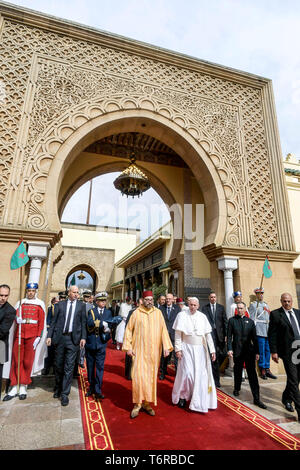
[[10, 240, 29, 270], [263, 256, 272, 278], [70, 274, 76, 286]]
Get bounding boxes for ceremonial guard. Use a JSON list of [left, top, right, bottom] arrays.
[[3, 282, 47, 401], [85, 292, 121, 399], [249, 287, 277, 380], [230, 291, 249, 318]]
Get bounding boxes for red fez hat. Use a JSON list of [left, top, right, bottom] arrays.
[[142, 291, 153, 298]]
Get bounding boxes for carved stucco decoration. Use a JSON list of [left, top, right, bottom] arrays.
[[0, 19, 279, 249]]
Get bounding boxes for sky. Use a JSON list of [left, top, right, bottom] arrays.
[[62, 173, 171, 240], [3, 0, 300, 237]]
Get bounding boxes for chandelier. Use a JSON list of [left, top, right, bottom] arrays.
[[77, 271, 86, 280], [113, 154, 150, 198]]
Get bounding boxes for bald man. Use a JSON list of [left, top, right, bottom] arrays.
[[47, 285, 86, 407], [269, 293, 300, 420]]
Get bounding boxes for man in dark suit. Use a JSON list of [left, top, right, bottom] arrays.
[[46, 285, 86, 406], [85, 292, 117, 399], [268, 292, 300, 420], [0, 285, 16, 400], [159, 293, 180, 380], [109, 299, 120, 345], [227, 301, 267, 409], [202, 291, 227, 388], [43, 296, 59, 375]]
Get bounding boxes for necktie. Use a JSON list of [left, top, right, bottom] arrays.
[[167, 307, 171, 319], [64, 301, 73, 333], [212, 304, 216, 327], [288, 310, 300, 339]]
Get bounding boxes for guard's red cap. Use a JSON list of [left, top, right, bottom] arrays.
[[142, 291, 153, 298]]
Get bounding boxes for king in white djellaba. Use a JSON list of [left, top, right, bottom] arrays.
[[172, 297, 218, 413]]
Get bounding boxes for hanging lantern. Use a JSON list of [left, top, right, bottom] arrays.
[[77, 271, 86, 280], [113, 154, 150, 198]]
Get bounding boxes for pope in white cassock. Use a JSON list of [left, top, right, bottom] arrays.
[[172, 297, 218, 412]]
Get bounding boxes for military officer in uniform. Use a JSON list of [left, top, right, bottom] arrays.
[[3, 282, 46, 401], [249, 288, 277, 380], [58, 291, 67, 301], [85, 292, 121, 399]]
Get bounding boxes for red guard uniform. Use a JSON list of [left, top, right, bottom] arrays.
[[10, 302, 45, 386]]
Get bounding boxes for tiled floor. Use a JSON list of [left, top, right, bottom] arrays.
[[0, 373, 299, 449], [0, 375, 84, 450]]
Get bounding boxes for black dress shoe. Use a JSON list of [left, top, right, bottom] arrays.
[[85, 390, 94, 397], [3, 394, 15, 402], [95, 393, 105, 399], [61, 396, 69, 406], [177, 398, 186, 408], [159, 374, 165, 380], [266, 370, 277, 379], [53, 391, 61, 399], [19, 394, 27, 400], [254, 399, 267, 409], [284, 402, 294, 412], [233, 390, 240, 396]]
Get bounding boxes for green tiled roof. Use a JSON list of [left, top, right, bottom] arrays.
[[285, 168, 300, 176], [111, 280, 123, 287], [159, 261, 170, 271]]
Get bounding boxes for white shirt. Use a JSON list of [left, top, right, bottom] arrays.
[[283, 308, 300, 335], [64, 299, 76, 332], [210, 303, 216, 314]]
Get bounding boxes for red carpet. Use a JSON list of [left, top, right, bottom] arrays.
[[78, 342, 300, 450]]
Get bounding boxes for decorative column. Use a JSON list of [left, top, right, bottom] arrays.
[[217, 256, 239, 377], [216, 256, 239, 319], [27, 241, 49, 285]]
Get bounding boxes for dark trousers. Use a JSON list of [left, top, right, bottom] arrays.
[[281, 355, 300, 414], [0, 364, 3, 399], [44, 344, 55, 372], [125, 353, 132, 380], [85, 344, 107, 394], [54, 335, 79, 398], [233, 352, 260, 400], [160, 347, 177, 376], [211, 333, 226, 387], [112, 327, 116, 344]]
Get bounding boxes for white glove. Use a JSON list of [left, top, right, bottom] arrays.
[[123, 317, 126, 322], [16, 316, 23, 324], [33, 337, 40, 350], [102, 321, 110, 333]]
